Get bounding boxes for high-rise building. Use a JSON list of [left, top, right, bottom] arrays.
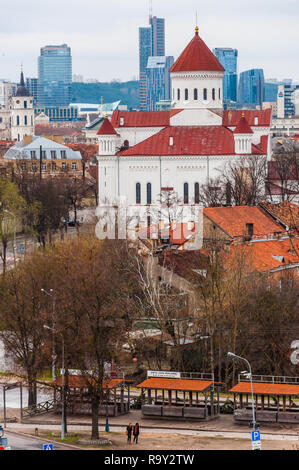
[[149, 16, 165, 56], [139, 16, 165, 110], [146, 56, 174, 111], [26, 78, 38, 106], [213, 48, 238, 106], [0, 80, 17, 108], [38, 44, 72, 107], [238, 69, 264, 107]]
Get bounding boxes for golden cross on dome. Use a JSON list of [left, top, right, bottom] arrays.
[[195, 11, 199, 33]]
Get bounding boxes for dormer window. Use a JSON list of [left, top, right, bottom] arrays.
[[120, 117, 124, 126], [169, 136, 174, 146]]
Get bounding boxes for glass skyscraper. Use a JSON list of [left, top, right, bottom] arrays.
[[238, 69, 264, 107], [139, 16, 165, 110], [146, 56, 174, 111], [26, 77, 38, 106], [213, 48, 238, 107], [38, 44, 72, 107]]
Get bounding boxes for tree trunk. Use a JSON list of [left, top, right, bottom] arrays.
[[28, 378, 37, 407], [91, 396, 99, 440]]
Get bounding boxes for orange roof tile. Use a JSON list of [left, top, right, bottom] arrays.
[[54, 376, 123, 389], [203, 206, 284, 238], [137, 378, 213, 392], [227, 237, 299, 273], [230, 382, 299, 396], [260, 201, 299, 230]]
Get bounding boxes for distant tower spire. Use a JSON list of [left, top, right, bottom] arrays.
[[195, 11, 199, 34], [149, 0, 153, 20]]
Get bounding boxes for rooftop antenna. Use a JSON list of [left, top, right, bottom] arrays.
[[149, 0, 153, 21]]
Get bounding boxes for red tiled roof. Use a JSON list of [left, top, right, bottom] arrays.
[[158, 249, 209, 281], [223, 109, 271, 127], [97, 118, 119, 136], [259, 201, 299, 230], [137, 377, 213, 392], [203, 206, 285, 238], [267, 161, 299, 181], [111, 110, 182, 128], [170, 30, 224, 73], [54, 376, 123, 389], [120, 125, 240, 157], [230, 382, 299, 396], [227, 237, 299, 273], [234, 115, 253, 134]]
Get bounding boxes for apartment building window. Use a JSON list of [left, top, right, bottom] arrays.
[[51, 150, 57, 159], [72, 162, 77, 170], [41, 163, 46, 171], [21, 162, 27, 171], [32, 163, 37, 172], [60, 150, 66, 158], [41, 150, 46, 158], [62, 162, 67, 171], [30, 150, 36, 159]]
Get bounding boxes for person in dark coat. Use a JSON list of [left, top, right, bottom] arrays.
[[133, 422, 140, 444], [126, 423, 132, 443]]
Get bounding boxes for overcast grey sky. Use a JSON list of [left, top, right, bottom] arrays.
[[1, 0, 298, 83]]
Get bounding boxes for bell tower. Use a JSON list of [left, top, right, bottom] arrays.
[[10, 69, 34, 142]]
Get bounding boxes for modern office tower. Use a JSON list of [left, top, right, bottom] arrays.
[[38, 44, 72, 107], [264, 80, 279, 102], [26, 78, 38, 105], [0, 81, 17, 108], [149, 16, 165, 56], [284, 82, 299, 116], [139, 16, 165, 110], [146, 56, 174, 111], [213, 48, 238, 106], [139, 26, 152, 110], [238, 69, 264, 107]]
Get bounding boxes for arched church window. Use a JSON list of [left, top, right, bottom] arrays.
[[219, 88, 221, 99], [212, 88, 215, 101], [16, 116, 20, 126], [194, 182, 200, 204], [147, 183, 152, 204], [185, 89, 188, 100], [184, 182, 189, 204], [177, 89, 180, 100], [203, 88, 208, 101], [24, 116, 27, 126], [136, 183, 141, 204], [194, 89, 198, 100]]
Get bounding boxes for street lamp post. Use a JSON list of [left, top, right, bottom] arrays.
[[44, 325, 65, 440], [41, 289, 56, 382], [227, 352, 257, 430]]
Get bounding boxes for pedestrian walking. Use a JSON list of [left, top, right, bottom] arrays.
[[133, 422, 140, 444], [126, 423, 132, 443]]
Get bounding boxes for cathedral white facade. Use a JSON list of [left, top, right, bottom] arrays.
[[96, 27, 271, 232]]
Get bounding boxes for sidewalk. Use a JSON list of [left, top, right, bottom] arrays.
[[5, 409, 299, 439]]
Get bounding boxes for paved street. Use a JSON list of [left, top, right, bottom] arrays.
[[3, 431, 76, 451]]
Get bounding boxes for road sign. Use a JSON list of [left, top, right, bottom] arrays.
[[251, 430, 261, 450], [43, 443, 54, 450]]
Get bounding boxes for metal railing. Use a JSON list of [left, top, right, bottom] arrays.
[[238, 374, 299, 385]]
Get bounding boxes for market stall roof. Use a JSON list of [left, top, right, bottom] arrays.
[[54, 376, 123, 389], [137, 378, 213, 392], [230, 382, 299, 396]]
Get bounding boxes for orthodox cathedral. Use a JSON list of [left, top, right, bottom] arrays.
[[96, 27, 271, 220]]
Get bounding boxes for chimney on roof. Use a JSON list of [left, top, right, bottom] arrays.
[[246, 223, 254, 239]]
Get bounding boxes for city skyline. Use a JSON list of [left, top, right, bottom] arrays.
[[1, 0, 299, 83]]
